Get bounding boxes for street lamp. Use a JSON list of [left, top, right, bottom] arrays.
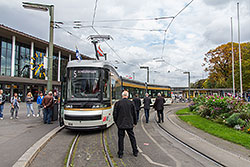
[[22, 2, 54, 92], [140, 66, 149, 83], [183, 72, 190, 100]]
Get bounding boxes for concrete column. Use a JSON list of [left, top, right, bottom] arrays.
[[58, 51, 61, 82], [30, 42, 34, 79], [11, 36, 16, 77], [45, 47, 48, 80], [69, 54, 71, 61]]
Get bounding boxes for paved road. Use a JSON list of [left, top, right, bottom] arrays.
[[0, 102, 58, 167], [30, 104, 220, 167]]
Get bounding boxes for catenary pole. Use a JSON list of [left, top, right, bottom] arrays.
[[231, 17, 235, 97], [47, 5, 54, 92], [237, 2, 243, 98]]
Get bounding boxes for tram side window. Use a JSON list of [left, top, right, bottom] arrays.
[[111, 78, 116, 100], [139, 89, 145, 98], [103, 70, 110, 100], [115, 82, 121, 100]]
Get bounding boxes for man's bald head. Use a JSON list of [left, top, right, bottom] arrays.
[[122, 91, 129, 98]]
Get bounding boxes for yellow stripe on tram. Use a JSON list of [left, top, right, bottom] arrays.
[[64, 106, 112, 111]]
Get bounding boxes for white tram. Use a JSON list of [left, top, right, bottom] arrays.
[[59, 60, 171, 129]]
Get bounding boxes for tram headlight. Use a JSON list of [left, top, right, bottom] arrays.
[[65, 105, 73, 108]]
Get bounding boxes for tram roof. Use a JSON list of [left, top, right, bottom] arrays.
[[122, 77, 171, 89], [67, 60, 118, 74]]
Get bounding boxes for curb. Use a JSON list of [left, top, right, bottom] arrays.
[[13, 126, 64, 167]]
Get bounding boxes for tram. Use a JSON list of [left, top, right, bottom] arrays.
[[59, 60, 171, 129]]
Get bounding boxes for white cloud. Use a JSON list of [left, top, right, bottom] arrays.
[[0, 0, 249, 87]]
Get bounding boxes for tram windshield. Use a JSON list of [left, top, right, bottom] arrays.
[[67, 68, 101, 101]]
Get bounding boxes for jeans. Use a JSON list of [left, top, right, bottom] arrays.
[[37, 104, 43, 115], [10, 106, 19, 118], [144, 109, 150, 123], [26, 103, 34, 115], [0, 105, 4, 118], [43, 108, 52, 123], [136, 110, 140, 122], [118, 128, 138, 156]]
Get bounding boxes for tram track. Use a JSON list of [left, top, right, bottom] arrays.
[[66, 130, 115, 167], [154, 106, 226, 167]]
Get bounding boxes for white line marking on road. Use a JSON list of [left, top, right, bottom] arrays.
[[140, 113, 181, 167]]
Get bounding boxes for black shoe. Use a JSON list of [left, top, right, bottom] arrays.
[[133, 152, 138, 157], [118, 154, 123, 158], [157, 121, 160, 123], [48, 122, 53, 124]]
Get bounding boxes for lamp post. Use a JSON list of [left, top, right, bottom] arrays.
[[140, 66, 149, 83], [22, 2, 54, 92], [183, 72, 190, 100]]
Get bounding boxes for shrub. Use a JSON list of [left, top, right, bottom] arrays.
[[244, 123, 250, 134], [226, 113, 246, 127]]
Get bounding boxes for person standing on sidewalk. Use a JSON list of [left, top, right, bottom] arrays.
[[10, 93, 21, 119], [0, 89, 6, 120], [143, 93, 151, 123], [25, 92, 35, 117], [133, 94, 141, 122], [36, 92, 44, 117], [42, 91, 54, 124], [153, 93, 166, 123], [113, 91, 138, 158]]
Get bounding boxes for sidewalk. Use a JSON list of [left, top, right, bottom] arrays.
[[0, 102, 58, 167], [162, 104, 250, 167]]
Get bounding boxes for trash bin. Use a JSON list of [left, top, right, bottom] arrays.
[[52, 104, 58, 121]]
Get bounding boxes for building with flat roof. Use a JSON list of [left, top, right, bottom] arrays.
[[0, 24, 92, 101]]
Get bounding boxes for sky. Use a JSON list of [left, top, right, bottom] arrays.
[[1, 0, 250, 87]]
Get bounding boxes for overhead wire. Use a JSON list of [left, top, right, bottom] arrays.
[[161, 0, 194, 57], [92, 0, 98, 26]]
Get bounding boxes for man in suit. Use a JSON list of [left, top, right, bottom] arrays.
[[113, 91, 138, 158], [154, 93, 166, 123], [143, 93, 151, 123], [133, 94, 141, 122]]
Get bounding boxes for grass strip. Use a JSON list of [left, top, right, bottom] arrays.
[[178, 111, 250, 149], [176, 108, 193, 115]]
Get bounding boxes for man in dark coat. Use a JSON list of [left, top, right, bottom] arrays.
[[133, 94, 141, 122], [113, 91, 138, 158], [143, 93, 151, 123], [153, 93, 166, 123]]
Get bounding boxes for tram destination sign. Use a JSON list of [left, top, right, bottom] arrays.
[[73, 69, 98, 78]]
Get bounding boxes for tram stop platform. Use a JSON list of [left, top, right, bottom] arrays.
[[0, 102, 58, 167]]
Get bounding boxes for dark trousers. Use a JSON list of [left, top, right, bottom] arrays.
[[43, 108, 52, 123], [10, 106, 19, 118], [144, 109, 149, 123], [136, 110, 140, 122], [157, 110, 164, 123], [118, 128, 138, 155]]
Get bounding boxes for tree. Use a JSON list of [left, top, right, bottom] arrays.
[[203, 42, 250, 90]]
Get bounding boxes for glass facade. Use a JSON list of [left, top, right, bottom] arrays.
[[53, 55, 58, 81], [0, 37, 69, 81], [33, 49, 46, 79], [15, 43, 31, 78], [1, 40, 12, 76], [60, 57, 68, 78]]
